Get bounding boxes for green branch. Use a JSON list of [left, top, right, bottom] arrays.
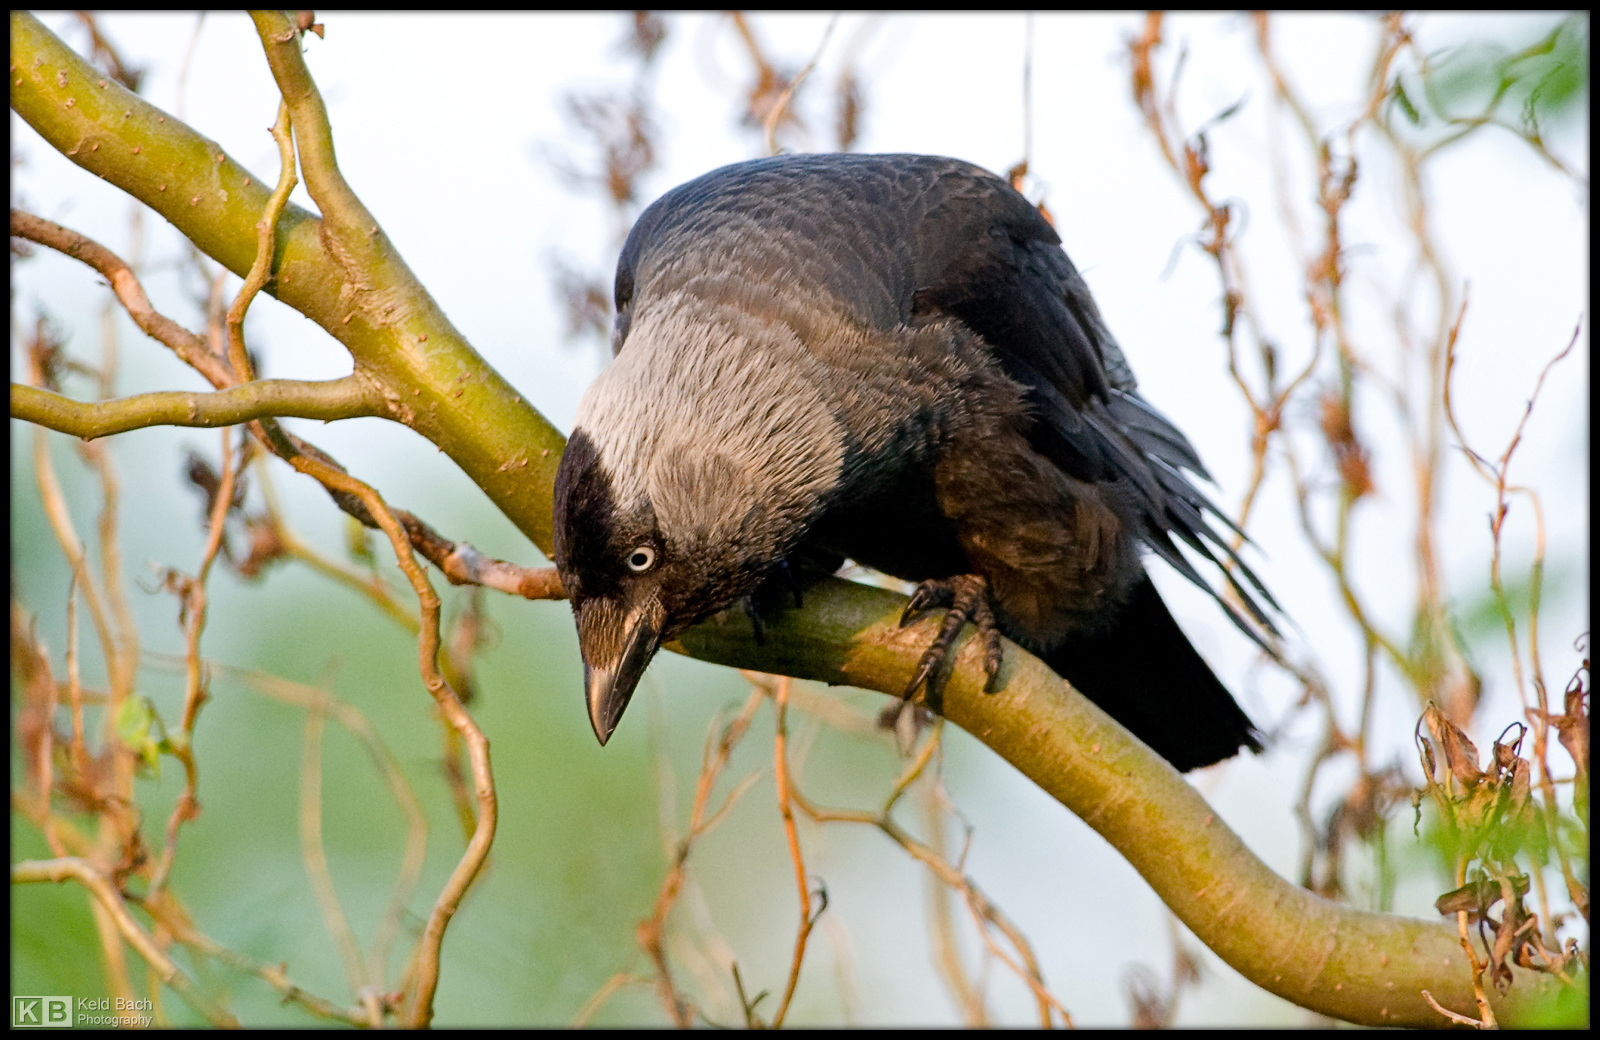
[[11, 378, 382, 440], [247, 11, 385, 274], [226, 97, 298, 383]]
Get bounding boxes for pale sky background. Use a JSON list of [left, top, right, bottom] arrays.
[[10, 12, 1588, 1026]]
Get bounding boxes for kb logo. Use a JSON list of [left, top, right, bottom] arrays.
[[12, 996, 72, 1028]]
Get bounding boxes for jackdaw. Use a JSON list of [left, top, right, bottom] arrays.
[[552, 153, 1276, 771]]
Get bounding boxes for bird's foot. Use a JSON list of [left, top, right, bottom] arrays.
[[898, 573, 1004, 699]]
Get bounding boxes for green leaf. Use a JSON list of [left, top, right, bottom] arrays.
[[1392, 78, 1423, 125], [114, 694, 164, 780]]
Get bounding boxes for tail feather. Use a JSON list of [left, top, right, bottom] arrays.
[[1042, 575, 1262, 772]]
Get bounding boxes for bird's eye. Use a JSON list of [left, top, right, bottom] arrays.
[[627, 546, 656, 572]]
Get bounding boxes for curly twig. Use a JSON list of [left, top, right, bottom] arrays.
[[770, 675, 821, 1027], [270, 447, 496, 1029], [225, 98, 297, 383]]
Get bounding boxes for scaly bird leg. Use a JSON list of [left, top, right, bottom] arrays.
[[899, 573, 1004, 699]]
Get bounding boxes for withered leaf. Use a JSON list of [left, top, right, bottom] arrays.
[[1423, 702, 1483, 786]]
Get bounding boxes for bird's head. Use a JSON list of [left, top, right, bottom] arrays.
[[552, 427, 780, 744], [552, 295, 846, 744]]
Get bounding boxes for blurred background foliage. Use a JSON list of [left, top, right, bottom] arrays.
[[10, 413, 979, 1024], [1392, 14, 1588, 136], [10, 11, 1589, 1027]]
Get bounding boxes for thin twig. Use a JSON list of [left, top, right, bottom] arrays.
[[150, 902, 372, 1026], [142, 650, 431, 998], [13, 858, 241, 1028], [11, 209, 231, 388], [630, 687, 765, 1026], [1421, 988, 1489, 1028], [28, 418, 119, 703], [225, 98, 298, 383], [923, 776, 988, 1024], [299, 696, 372, 995], [12, 376, 384, 439], [571, 971, 654, 1028], [763, 14, 839, 156], [787, 759, 1069, 1026], [146, 425, 236, 896], [274, 451, 495, 1030], [770, 675, 820, 1028], [1443, 316, 1585, 948], [36, 585, 67, 858]]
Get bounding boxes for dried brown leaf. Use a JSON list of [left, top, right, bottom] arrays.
[[1423, 702, 1483, 787]]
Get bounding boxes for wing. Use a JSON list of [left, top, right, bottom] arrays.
[[896, 160, 1280, 643], [611, 154, 1277, 640]]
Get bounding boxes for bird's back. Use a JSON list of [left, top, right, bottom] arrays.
[[614, 154, 1135, 389]]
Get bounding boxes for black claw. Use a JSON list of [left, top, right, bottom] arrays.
[[903, 652, 940, 700], [900, 581, 950, 627], [899, 574, 1007, 698], [899, 591, 927, 627]]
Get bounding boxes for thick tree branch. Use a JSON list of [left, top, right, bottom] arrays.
[[246, 11, 382, 271], [11, 378, 382, 439]]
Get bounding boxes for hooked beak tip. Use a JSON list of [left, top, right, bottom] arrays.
[[583, 604, 663, 747], [585, 663, 621, 746]]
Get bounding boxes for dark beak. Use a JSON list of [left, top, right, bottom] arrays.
[[585, 600, 665, 745]]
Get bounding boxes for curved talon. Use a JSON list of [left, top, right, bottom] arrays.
[[912, 601, 972, 695], [981, 624, 1004, 692], [900, 574, 1005, 700], [903, 655, 940, 701], [899, 582, 948, 627]]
